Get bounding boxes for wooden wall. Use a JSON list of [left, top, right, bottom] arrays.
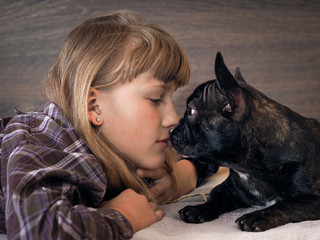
[[1, 0, 320, 120]]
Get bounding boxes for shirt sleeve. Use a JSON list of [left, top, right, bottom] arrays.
[[0, 117, 12, 233], [1, 119, 134, 239]]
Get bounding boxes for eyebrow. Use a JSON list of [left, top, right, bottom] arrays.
[[147, 83, 166, 91], [150, 82, 175, 90]]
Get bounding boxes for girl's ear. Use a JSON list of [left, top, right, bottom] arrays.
[[87, 87, 103, 126]]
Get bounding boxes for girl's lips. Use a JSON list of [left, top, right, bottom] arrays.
[[157, 137, 170, 148]]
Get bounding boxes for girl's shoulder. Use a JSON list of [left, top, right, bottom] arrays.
[[1, 102, 106, 183], [1, 103, 53, 133], [3, 102, 68, 132], [0, 102, 88, 154]]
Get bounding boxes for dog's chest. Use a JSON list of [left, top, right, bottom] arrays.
[[234, 170, 281, 207]]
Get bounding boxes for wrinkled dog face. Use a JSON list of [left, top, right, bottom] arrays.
[[170, 80, 236, 157], [170, 52, 246, 158], [170, 81, 214, 156]]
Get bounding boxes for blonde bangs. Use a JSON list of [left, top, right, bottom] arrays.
[[108, 24, 191, 88]]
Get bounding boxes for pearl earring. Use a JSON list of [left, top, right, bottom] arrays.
[[96, 117, 101, 122]]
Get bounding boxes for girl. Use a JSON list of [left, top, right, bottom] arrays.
[[0, 10, 211, 239]]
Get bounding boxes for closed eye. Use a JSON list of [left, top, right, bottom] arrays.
[[149, 98, 162, 104]]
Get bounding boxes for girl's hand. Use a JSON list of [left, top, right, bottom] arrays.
[[100, 189, 163, 232], [137, 159, 197, 203], [137, 167, 172, 203]]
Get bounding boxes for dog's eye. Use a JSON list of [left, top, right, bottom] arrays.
[[188, 107, 196, 116]]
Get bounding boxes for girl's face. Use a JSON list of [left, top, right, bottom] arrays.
[[95, 71, 180, 170]]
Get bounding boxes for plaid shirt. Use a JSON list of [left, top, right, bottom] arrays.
[[0, 103, 133, 239]]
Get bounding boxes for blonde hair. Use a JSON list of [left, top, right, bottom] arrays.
[[45, 10, 190, 203]]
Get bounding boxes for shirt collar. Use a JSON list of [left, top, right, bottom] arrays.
[[43, 102, 73, 129]]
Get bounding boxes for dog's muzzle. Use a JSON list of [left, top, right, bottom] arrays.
[[170, 118, 194, 155]]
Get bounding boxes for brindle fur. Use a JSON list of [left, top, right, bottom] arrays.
[[170, 52, 320, 231]]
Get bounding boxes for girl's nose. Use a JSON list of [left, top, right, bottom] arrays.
[[163, 101, 180, 129]]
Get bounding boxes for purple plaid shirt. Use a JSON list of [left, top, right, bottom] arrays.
[[0, 103, 133, 239]]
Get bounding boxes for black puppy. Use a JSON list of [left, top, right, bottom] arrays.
[[170, 52, 320, 231]]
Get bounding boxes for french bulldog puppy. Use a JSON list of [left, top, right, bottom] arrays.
[[170, 52, 320, 231]]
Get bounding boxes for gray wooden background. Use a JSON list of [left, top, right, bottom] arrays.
[[1, 0, 320, 120]]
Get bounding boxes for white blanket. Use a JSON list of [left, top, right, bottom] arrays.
[[133, 167, 320, 240]]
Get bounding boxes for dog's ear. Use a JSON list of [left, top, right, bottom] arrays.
[[215, 52, 246, 121], [234, 67, 246, 82]]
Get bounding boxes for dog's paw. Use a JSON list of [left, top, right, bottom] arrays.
[[179, 205, 211, 223], [236, 211, 275, 232]]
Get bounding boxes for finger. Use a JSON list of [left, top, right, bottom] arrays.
[[149, 185, 168, 203], [148, 202, 164, 221], [149, 202, 158, 211], [155, 209, 164, 221], [149, 183, 164, 198]]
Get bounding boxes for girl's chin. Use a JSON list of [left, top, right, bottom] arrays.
[[138, 157, 165, 170]]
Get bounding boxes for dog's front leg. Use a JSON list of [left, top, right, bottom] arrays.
[[236, 194, 320, 231], [179, 179, 244, 223]]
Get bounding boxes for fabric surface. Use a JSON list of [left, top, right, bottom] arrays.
[[133, 167, 320, 240], [0, 103, 133, 239]]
